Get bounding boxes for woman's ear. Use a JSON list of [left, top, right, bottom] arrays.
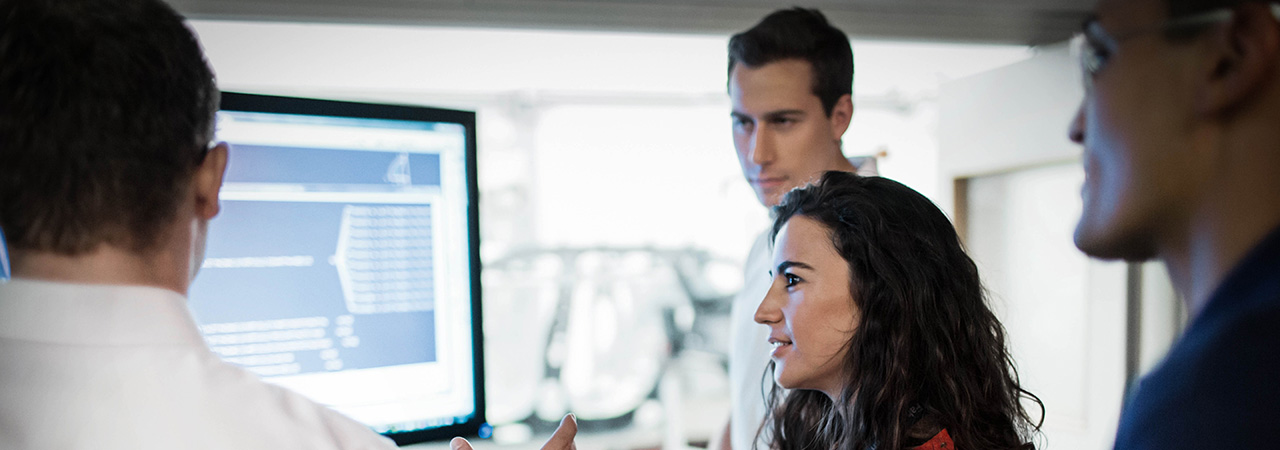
[[1196, 3, 1280, 115]]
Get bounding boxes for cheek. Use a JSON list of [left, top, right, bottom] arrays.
[[792, 297, 856, 354], [1085, 91, 1168, 210], [792, 124, 825, 146], [1088, 72, 1188, 172], [1085, 93, 1122, 153], [1083, 96, 1137, 198], [733, 136, 754, 165], [818, 313, 856, 352], [788, 127, 835, 167]]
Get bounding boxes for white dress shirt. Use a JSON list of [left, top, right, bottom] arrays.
[[0, 278, 397, 450], [727, 231, 774, 450]]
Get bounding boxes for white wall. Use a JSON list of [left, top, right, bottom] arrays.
[[966, 164, 1127, 450], [937, 43, 1082, 217], [190, 22, 1031, 263]]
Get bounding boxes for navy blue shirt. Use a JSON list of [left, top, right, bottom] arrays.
[[1114, 226, 1280, 449]]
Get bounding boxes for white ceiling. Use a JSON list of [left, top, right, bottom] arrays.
[[169, 0, 1092, 45]]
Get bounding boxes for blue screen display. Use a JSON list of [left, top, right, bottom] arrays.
[[186, 102, 478, 438]]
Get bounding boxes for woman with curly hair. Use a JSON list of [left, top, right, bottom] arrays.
[[754, 171, 1043, 450]]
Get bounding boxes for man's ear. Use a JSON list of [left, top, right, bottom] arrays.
[[828, 93, 854, 141], [193, 142, 229, 220], [1197, 3, 1280, 115]]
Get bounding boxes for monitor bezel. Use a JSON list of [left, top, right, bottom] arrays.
[[218, 91, 486, 446]]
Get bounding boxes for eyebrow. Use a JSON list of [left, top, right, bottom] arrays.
[[1081, 13, 1099, 29], [730, 109, 807, 120], [775, 260, 814, 274]]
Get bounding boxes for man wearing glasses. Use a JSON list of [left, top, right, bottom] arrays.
[[1069, 0, 1280, 447]]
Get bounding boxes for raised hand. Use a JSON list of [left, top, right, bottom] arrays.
[[450, 414, 578, 450]]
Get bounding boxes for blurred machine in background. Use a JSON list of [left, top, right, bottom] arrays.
[[483, 247, 740, 443]]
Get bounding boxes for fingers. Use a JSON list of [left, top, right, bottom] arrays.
[[452, 414, 576, 450], [450, 437, 474, 450], [541, 414, 578, 450]]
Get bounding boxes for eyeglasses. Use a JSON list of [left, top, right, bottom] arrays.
[[1070, 4, 1280, 92], [1071, 7, 1238, 91]]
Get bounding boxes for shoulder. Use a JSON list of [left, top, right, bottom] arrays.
[[1114, 292, 1280, 449], [191, 356, 397, 450]]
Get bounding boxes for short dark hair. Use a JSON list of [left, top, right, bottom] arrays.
[[0, 0, 219, 255], [1166, 0, 1249, 17], [1158, 0, 1277, 41], [728, 8, 854, 116], [761, 172, 1042, 450]]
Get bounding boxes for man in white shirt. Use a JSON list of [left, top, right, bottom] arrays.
[[0, 1, 578, 449], [717, 8, 875, 450], [0, 1, 399, 448]]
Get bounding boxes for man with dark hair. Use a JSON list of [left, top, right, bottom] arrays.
[[1070, 0, 1280, 447], [0, 1, 543, 448], [719, 8, 875, 450]]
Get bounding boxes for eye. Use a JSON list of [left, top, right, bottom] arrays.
[[1087, 44, 1112, 75], [1079, 23, 1115, 77], [770, 117, 796, 127], [783, 273, 802, 288], [732, 116, 754, 130]]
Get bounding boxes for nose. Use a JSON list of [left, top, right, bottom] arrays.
[[1068, 100, 1086, 144], [750, 127, 774, 166], [754, 280, 783, 325]]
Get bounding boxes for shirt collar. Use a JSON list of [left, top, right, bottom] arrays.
[[0, 278, 205, 346]]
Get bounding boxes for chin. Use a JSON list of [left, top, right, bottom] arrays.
[[774, 368, 813, 392], [1074, 218, 1158, 262], [761, 191, 783, 208], [773, 365, 797, 389]]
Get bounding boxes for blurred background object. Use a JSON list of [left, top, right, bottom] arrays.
[[483, 248, 737, 434]]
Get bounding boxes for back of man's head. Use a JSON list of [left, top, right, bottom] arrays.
[[0, 0, 218, 256], [727, 8, 853, 116]]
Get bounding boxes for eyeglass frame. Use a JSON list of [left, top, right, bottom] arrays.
[[1070, 3, 1280, 90]]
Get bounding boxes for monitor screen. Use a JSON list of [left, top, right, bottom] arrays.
[[188, 92, 484, 445]]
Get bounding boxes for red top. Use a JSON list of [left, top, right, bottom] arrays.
[[909, 429, 955, 450]]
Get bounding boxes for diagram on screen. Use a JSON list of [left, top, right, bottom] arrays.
[[335, 204, 436, 314]]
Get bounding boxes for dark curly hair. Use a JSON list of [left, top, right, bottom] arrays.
[[759, 171, 1043, 450]]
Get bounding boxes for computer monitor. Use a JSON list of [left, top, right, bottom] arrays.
[[0, 227, 9, 282], [188, 92, 484, 445]]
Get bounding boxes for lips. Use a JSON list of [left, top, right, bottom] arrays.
[[753, 176, 787, 190], [768, 336, 793, 358]]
